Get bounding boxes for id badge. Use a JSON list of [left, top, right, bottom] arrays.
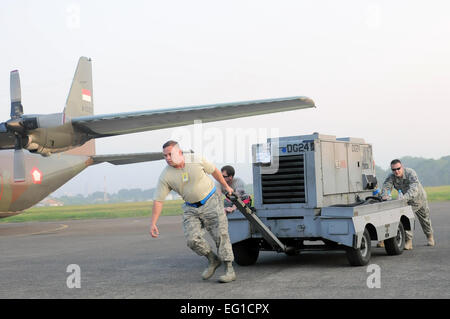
[[182, 172, 189, 182]]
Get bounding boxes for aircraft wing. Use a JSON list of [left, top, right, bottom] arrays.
[[71, 96, 315, 138]]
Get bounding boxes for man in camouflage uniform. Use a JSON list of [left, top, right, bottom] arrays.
[[150, 141, 236, 283], [380, 159, 435, 250], [217, 165, 251, 214]]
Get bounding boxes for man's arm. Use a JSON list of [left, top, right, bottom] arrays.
[[404, 170, 420, 201], [150, 200, 164, 238], [212, 168, 233, 195], [381, 174, 394, 199]]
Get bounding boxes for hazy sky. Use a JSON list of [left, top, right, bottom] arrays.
[[0, 0, 449, 195]]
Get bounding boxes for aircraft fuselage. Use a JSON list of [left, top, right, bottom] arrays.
[[0, 150, 92, 215]]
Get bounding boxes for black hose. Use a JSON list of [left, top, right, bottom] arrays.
[[330, 201, 365, 207], [330, 195, 383, 207], [364, 196, 383, 202]]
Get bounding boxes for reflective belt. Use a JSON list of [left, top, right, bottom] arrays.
[[185, 186, 216, 208]]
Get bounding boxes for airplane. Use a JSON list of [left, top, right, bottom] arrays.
[[0, 57, 315, 217]]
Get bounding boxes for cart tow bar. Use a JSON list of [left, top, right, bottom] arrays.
[[226, 192, 289, 253]]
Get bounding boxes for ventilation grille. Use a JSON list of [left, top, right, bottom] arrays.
[[261, 154, 306, 204]]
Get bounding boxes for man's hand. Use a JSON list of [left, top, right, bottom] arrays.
[[212, 168, 233, 195], [150, 224, 159, 238], [225, 205, 236, 214], [150, 200, 163, 238]]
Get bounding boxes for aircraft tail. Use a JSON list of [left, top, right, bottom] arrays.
[[64, 56, 96, 156], [64, 56, 94, 120]]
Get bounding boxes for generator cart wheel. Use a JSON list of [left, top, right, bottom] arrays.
[[384, 221, 405, 256], [232, 239, 260, 266], [346, 228, 371, 266]]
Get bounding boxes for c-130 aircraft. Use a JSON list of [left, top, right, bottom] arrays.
[[0, 57, 315, 217]]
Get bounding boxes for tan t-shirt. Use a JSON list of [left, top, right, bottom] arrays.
[[154, 154, 216, 203]]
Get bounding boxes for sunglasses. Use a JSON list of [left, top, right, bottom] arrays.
[[391, 167, 402, 172]]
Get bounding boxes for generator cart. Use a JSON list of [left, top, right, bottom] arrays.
[[227, 133, 415, 266]]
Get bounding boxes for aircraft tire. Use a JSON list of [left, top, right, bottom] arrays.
[[232, 239, 259, 266]]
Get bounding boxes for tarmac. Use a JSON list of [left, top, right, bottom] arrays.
[[0, 201, 449, 299]]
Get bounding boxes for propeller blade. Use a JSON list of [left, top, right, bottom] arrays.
[[0, 123, 8, 133], [10, 70, 23, 119], [13, 135, 26, 182], [14, 148, 26, 182]]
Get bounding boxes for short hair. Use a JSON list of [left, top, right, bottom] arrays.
[[390, 159, 402, 166], [221, 165, 235, 177], [162, 140, 179, 149]]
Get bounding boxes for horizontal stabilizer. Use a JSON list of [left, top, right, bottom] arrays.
[[91, 152, 164, 165], [92, 152, 164, 165], [91, 150, 193, 165]]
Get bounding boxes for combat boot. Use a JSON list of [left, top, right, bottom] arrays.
[[202, 251, 221, 280], [404, 239, 413, 250], [427, 234, 435, 246], [218, 261, 236, 283]]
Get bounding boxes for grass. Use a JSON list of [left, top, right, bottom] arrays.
[[0, 200, 185, 223], [390, 185, 450, 201], [1, 186, 449, 223], [425, 185, 450, 202]]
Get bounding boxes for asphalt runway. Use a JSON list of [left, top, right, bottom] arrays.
[[1, 202, 449, 299]]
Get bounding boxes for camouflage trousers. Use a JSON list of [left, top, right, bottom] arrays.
[[406, 201, 433, 241], [182, 192, 234, 262]]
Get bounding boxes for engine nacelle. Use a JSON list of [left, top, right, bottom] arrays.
[[22, 114, 90, 155], [22, 113, 64, 129]]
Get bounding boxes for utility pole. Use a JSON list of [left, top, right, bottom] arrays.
[[104, 176, 108, 202]]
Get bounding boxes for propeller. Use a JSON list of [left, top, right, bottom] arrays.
[[1, 70, 27, 182]]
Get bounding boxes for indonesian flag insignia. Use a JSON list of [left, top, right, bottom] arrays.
[[82, 89, 92, 102]]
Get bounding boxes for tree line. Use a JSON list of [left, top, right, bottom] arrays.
[[376, 156, 450, 187], [55, 155, 449, 205]]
